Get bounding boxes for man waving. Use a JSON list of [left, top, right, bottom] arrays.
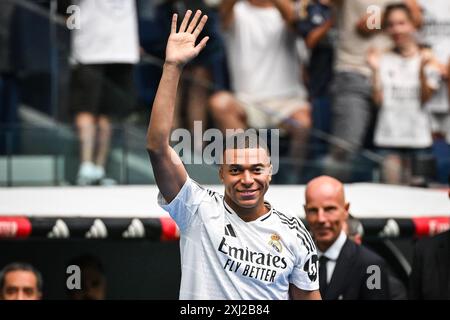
[[147, 10, 320, 300]]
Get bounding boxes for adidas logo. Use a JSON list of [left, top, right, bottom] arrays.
[[85, 219, 108, 239], [378, 219, 399, 238], [122, 219, 145, 238], [0, 221, 17, 237], [47, 219, 70, 238], [224, 224, 237, 237]]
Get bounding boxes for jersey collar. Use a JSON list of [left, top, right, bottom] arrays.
[[223, 199, 273, 223]]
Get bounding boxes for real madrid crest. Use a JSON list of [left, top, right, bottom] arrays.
[[268, 234, 282, 253]]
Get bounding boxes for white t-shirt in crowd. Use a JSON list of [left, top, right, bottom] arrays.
[[224, 1, 307, 101], [158, 178, 319, 300], [418, 0, 450, 116], [374, 52, 439, 148], [334, 0, 402, 77], [71, 0, 140, 64]]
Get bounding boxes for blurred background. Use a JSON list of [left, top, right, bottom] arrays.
[[0, 0, 449, 299]]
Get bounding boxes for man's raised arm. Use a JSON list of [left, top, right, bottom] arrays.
[[146, 11, 209, 203]]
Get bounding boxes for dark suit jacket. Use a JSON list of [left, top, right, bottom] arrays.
[[321, 238, 390, 300], [389, 273, 407, 300], [409, 230, 450, 300]]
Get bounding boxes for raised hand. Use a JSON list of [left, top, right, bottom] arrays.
[[165, 10, 209, 67]]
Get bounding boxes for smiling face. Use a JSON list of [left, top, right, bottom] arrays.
[[304, 176, 349, 252], [385, 7, 416, 47], [220, 147, 272, 220]]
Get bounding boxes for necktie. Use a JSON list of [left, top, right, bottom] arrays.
[[319, 255, 329, 297]]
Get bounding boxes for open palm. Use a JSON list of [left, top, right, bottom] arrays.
[[166, 10, 209, 66]]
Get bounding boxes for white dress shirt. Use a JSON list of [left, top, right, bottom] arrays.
[[318, 230, 347, 284]]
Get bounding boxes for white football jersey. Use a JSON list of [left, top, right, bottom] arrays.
[[71, 0, 139, 64], [418, 0, 450, 137], [158, 178, 319, 300], [375, 52, 438, 148]]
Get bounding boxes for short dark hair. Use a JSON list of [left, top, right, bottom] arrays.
[[222, 130, 271, 159], [383, 3, 414, 29], [0, 262, 43, 293]]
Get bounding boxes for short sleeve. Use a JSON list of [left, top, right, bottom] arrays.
[[289, 221, 319, 291], [290, 243, 320, 291], [158, 177, 206, 233]]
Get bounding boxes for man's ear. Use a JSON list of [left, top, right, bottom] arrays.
[[354, 234, 363, 246], [268, 164, 273, 182], [344, 202, 350, 218]]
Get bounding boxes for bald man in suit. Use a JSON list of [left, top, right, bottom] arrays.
[[304, 176, 390, 299]]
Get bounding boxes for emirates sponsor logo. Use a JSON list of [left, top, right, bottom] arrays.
[[0, 221, 18, 237], [218, 237, 287, 283], [429, 220, 450, 236]]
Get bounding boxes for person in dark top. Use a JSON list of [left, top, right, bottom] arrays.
[[294, 0, 335, 158], [409, 178, 450, 299]]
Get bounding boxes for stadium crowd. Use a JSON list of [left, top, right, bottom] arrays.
[[0, 0, 449, 301], [0, 0, 449, 186]]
